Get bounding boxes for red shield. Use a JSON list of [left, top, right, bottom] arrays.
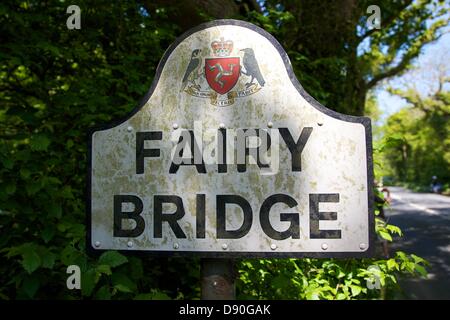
[[205, 57, 240, 95]]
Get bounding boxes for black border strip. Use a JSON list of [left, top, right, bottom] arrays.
[[86, 19, 375, 258]]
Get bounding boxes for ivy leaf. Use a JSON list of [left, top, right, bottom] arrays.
[[98, 251, 128, 268]]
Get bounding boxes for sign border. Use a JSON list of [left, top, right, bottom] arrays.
[[86, 19, 375, 258]]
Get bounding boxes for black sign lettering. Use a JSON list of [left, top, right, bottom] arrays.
[[237, 129, 271, 172], [154, 195, 187, 238], [260, 194, 300, 240], [169, 130, 206, 174], [217, 195, 252, 239], [136, 131, 162, 174], [196, 194, 206, 238], [309, 193, 341, 239], [113, 195, 145, 237], [279, 127, 313, 171], [217, 128, 227, 173]]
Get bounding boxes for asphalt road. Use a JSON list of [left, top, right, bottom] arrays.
[[386, 186, 450, 299]]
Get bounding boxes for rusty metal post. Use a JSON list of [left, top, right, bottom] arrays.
[[201, 258, 236, 300]]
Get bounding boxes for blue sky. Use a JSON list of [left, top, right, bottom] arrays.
[[375, 32, 450, 123]]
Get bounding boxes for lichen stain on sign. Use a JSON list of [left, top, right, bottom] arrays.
[[88, 20, 375, 257]]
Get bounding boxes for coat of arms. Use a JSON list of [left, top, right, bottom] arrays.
[[181, 38, 265, 106]]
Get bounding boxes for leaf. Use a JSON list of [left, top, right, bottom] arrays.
[[150, 291, 171, 300], [128, 257, 143, 280], [96, 264, 112, 275], [114, 284, 133, 293], [386, 224, 402, 236], [95, 285, 111, 300], [112, 273, 136, 293], [411, 254, 426, 264], [26, 182, 42, 196], [98, 251, 128, 268], [22, 276, 40, 298], [20, 168, 31, 179], [415, 265, 427, 277], [41, 227, 55, 243], [48, 203, 62, 219], [30, 134, 51, 151], [379, 230, 393, 241], [40, 251, 56, 269], [21, 245, 42, 274], [4, 182, 16, 195], [336, 293, 346, 300], [1, 157, 14, 169], [387, 259, 397, 270], [81, 268, 98, 297], [350, 285, 362, 297], [134, 293, 154, 300], [271, 275, 290, 289], [60, 245, 79, 266]]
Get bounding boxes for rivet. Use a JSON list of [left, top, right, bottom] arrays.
[[270, 244, 277, 250], [94, 241, 101, 248], [127, 126, 133, 132], [219, 123, 225, 129], [267, 121, 273, 128], [222, 243, 228, 250], [127, 241, 133, 248], [321, 243, 328, 250], [173, 243, 179, 249], [359, 243, 366, 250], [173, 123, 179, 130]]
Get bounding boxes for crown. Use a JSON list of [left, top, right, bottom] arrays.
[[211, 38, 233, 57]]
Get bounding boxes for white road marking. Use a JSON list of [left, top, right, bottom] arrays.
[[391, 194, 438, 215], [408, 203, 438, 215]]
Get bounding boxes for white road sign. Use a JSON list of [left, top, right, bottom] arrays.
[[88, 20, 375, 257]]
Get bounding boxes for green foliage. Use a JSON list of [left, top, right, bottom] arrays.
[[249, 0, 449, 115], [0, 0, 197, 300], [237, 250, 428, 300], [381, 91, 450, 187], [0, 1, 433, 300]]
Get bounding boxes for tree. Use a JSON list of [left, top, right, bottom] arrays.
[[382, 68, 450, 187], [249, 0, 449, 115]]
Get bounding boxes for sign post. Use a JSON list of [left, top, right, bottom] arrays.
[[201, 259, 235, 300], [87, 20, 375, 299]]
